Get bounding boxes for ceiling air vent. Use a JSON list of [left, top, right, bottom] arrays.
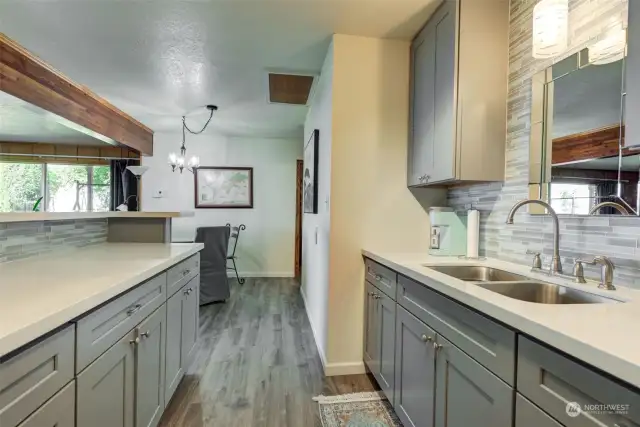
[[267, 73, 315, 105]]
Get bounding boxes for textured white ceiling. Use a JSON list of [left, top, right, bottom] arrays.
[[0, 0, 438, 139], [0, 91, 110, 146]]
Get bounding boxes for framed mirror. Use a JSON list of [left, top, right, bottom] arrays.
[[529, 47, 637, 216]]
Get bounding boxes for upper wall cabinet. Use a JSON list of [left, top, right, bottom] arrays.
[[408, 0, 509, 187], [627, 0, 640, 147]]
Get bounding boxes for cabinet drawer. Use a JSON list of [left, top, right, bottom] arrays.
[[76, 273, 167, 373], [515, 394, 562, 427], [167, 254, 200, 297], [397, 275, 516, 385], [0, 325, 75, 427], [17, 381, 75, 427], [518, 336, 640, 427], [365, 259, 397, 300]]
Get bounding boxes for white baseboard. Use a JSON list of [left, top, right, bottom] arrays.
[[323, 361, 366, 377], [227, 272, 295, 278], [300, 288, 328, 370]]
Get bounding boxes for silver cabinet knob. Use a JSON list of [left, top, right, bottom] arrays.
[[373, 294, 381, 299], [433, 342, 443, 351], [374, 274, 382, 281], [140, 331, 150, 339], [418, 175, 425, 182], [421, 334, 433, 342], [129, 336, 140, 345]]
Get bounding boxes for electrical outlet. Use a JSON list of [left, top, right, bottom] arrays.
[[152, 190, 164, 198]]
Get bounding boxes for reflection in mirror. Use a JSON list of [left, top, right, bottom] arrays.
[[532, 49, 637, 216]]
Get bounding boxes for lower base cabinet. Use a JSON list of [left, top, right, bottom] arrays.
[[435, 336, 513, 427], [376, 290, 396, 402], [515, 394, 563, 427], [394, 307, 437, 427], [17, 381, 75, 427], [77, 328, 136, 427], [181, 276, 200, 371], [136, 305, 167, 427]]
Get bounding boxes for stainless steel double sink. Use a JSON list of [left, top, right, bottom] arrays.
[[424, 265, 621, 305]]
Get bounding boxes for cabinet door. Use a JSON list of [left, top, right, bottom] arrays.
[[136, 306, 166, 427], [77, 329, 135, 427], [17, 381, 75, 427], [409, 20, 436, 186], [626, 0, 640, 147], [435, 336, 513, 427], [376, 291, 396, 402], [363, 281, 379, 372], [432, 0, 457, 183], [394, 306, 436, 427], [181, 276, 200, 371], [165, 289, 185, 404], [515, 394, 564, 427]]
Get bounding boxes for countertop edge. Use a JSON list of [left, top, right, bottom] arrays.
[[0, 243, 204, 359], [362, 249, 640, 391], [0, 211, 194, 223]]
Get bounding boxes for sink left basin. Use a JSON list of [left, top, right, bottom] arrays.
[[423, 265, 529, 282]]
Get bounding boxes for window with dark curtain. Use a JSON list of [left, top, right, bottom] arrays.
[[110, 160, 140, 211]]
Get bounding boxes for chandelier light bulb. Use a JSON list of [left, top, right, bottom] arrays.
[[168, 152, 178, 165], [532, 0, 569, 59], [177, 156, 185, 167], [188, 155, 200, 168]]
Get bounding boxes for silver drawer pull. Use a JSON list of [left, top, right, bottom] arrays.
[[184, 287, 193, 295], [126, 304, 142, 316], [375, 274, 382, 281], [140, 331, 150, 339]]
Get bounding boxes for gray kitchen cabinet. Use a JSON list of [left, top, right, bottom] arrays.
[[397, 275, 516, 385], [17, 381, 75, 427], [375, 290, 396, 402], [409, 9, 436, 186], [394, 306, 436, 427], [165, 288, 186, 403], [181, 275, 200, 370], [627, 0, 640, 147], [363, 281, 379, 371], [518, 337, 640, 427], [365, 258, 397, 299], [77, 328, 136, 427], [76, 272, 166, 373], [408, 0, 508, 186], [135, 305, 166, 427], [167, 254, 200, 297], [515, 394, 564, 427], [434, 335, 513, 427], [0, 325, 75, 427]]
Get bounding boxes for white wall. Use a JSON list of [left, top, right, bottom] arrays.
[[301, 42, 333, 366], [141, 132, 302, 277]]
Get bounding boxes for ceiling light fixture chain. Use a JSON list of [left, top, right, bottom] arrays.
[[169, 104, 218, 174]]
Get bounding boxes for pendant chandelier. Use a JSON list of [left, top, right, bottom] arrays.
[[168, 104, 218, 173]]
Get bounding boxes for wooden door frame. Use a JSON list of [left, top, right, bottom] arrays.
[[295, 159, 303, 278]]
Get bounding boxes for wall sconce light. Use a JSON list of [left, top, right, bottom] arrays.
[[532, 0, 569, 59]]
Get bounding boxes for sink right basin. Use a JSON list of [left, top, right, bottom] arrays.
[[475, 281, 621, 304]]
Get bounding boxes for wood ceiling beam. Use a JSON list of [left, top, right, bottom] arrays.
[[0, 32, 153, 155]]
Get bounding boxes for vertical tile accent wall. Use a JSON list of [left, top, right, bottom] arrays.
[[447, 0, 640, 288], [0, 219, 107, 263]]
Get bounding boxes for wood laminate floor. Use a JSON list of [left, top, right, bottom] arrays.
[[159, 278, 379, 427]]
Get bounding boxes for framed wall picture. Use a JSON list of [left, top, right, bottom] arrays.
[[194, 167, 254, 209], [303, 129, 319, 214]]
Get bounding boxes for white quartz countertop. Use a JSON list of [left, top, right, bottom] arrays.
[[0, 211, 194, 223], [0, 243, 203, 358], [363, 249, 640, 390]]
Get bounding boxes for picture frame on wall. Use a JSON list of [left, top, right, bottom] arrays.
[[194, 166, 254, 209], [303, 129, 319, 214]]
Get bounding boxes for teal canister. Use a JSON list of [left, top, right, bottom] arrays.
[[428, 207, 467, 256]]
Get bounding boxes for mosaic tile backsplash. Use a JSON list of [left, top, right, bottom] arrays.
[[447, 0, 640, 288], [0, 219, 107, 263]]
